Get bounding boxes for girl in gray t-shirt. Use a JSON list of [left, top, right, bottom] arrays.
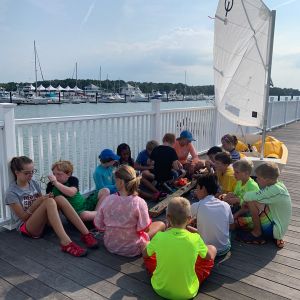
[[5, 156, 98, 257]]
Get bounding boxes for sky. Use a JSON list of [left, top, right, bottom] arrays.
[[0, 0, 299, 88]]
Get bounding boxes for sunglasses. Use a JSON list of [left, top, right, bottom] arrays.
[[21, 169, 37, 175]]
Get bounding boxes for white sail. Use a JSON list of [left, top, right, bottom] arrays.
[[214, 0, 272, 127]]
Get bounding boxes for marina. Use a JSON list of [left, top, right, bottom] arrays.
[[1, 0, 300, 299]]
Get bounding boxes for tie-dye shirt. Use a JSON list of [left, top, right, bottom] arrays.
[[94, 193, 151, 257]]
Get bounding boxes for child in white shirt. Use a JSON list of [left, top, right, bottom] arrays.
[[191, 173, 234, 256]]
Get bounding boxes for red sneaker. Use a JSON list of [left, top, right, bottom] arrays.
[[81, 233, 99, 249], [61, 242, 87, 257]]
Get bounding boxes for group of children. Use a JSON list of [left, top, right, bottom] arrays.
[[5, 131, 292, 300]]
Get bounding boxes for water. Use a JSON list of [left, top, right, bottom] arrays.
[[15, 100, 213, 118]]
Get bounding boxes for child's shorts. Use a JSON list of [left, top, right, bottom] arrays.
[[144, 254, 214, 283], [19, 222, 42, 239], [84, 191, 99, 212], [236, 205, 274, 239], [217, 240, 231, 256]]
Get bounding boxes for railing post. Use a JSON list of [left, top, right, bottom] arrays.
[[283, 97, 288, 126], [213, 107, 219, 146], [296, 99, 299, 122], [0, 103, 17, 229], [268, 98, 273, 131], [151, 99, 161, 142]]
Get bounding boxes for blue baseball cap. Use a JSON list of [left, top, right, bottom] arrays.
[[179, 130, 196, 141], [99, 149, 120, 161]]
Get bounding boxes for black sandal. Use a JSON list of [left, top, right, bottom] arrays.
[[236, 230, 266, 245]]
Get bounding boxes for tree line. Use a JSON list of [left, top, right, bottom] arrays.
[[1, 79, 300, 96]]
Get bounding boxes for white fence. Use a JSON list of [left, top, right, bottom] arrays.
[[1, 99, 300, 227]]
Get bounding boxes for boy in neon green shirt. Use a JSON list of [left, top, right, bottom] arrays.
[[237, 162, 292, 248], [223, 160, 259, 214], [143, 197, 216, 300]]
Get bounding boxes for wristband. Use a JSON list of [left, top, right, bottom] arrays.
[[26, 208, 33, 215]]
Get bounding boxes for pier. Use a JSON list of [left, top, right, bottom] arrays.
[[0, 102, 300, 299], [0, 123, 299, 299]]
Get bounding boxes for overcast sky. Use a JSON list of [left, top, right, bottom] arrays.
[[0, 0, 299, 88]]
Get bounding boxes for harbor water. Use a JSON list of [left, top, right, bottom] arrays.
[[15, 100, 213, 118]]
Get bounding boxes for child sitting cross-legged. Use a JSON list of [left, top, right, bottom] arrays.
[[191, 173, 234, 256], [117, 143, 135, 168], [94, 165, 165, 257], [174, 130, 205, 178], [236, 162, 292, 247], [223, 160, 259, 211], [93, 149, 119, 195], [141, 133, 186, 197], [143, 197, 216, 300], [135, 140, 159, 171], [214, 152, 237, 196], [116, 142, 164, 201]]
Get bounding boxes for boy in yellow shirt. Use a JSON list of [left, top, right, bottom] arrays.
[[143, 197, 216, 300], [214, 152, 237, 196]]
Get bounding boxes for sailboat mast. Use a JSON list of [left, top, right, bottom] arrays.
[[99, 66, 101, 90], [75, 62, 78, 96], [76, 62, 78, 87], [184, 70, 187, 100], [260, 10, 276, 160], [34, 40, 38, 96]]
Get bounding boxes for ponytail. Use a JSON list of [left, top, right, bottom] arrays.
[[115, 165, 140, 195], [10, 156, 33, 180]]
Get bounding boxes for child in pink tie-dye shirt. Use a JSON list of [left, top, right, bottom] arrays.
[[94, 165, 165, 257]]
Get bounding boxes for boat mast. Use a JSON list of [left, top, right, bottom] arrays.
[[260, 10, 276, 160], [106, 74, 108, 91], [99, 65, 102, 90], [184, 70, 187, 100], [34, 40, 38, 96], [75, 62, 78, 96]]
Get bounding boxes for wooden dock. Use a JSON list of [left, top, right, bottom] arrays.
[[1, 122, 300, 300]]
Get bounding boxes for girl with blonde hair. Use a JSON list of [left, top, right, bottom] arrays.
[[94, 165, 165, 257]]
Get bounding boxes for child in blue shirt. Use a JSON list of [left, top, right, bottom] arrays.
[[136, 140, 159, 171], [93, 149, 119, 194], [221, 134, 240, 161]]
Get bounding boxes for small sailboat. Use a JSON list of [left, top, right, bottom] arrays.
[[213, 0, 287, 170]]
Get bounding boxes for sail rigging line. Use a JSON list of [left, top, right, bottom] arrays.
[[214, 39, 266, 70], [241, 0, 268, 72], [71, 64, 76, 80], [214, 30, 265, 112], [214, 15, 269, 69], [36, 49, 45, 82]]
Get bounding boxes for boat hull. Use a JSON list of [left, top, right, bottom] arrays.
[[238, 134, 288, 172]]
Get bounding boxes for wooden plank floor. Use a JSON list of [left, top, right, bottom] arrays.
[[1, 122, 300, 299]]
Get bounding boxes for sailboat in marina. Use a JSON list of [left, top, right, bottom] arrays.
[[213, 0, 287, 169], [21, 41, 48, 104]]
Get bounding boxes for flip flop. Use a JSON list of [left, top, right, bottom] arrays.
[[275, 239, 285, 249], [236, 230, 266, 245]]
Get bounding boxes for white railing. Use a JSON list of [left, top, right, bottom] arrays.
[[1, 99, 300, 227]]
